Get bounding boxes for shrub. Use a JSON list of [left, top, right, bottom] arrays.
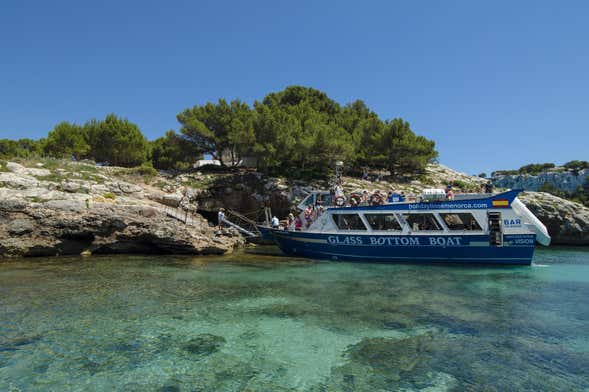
[[518, 163, 555, 175], [563, 160, 589, 171]]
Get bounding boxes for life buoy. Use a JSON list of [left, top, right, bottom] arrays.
[[335, 196, 346, 207], [370, 193, 383, 205]]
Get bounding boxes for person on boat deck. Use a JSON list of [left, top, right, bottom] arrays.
[[271, 215, 280, 229], [484, 181, 494, 194], [287, 213, 295, 229], [304, 205, 313, 228], [217, 208, 225, 230], [445, 185, 455, 200], [294, 216, 303, 231], [317, 205, 325, 217], [361, 190, 369, 206], [371, 190, 384, 206], [468, 217, 479, 230]]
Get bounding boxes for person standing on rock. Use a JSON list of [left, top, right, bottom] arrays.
[[218, 208, 226, 230]]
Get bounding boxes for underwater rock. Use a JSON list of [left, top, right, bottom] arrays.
[[0, 334, 42, 352], [346, 334, 433, 373], [160, 384, 181, 392], [183, 334, 226, 356]]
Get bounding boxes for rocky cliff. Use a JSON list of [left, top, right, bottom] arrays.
[[0, 161, 243, 259], [492, 168, 588, 193], [519, 191, 589, 245]]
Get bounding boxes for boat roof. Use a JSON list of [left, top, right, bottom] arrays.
[[329, 189, 522, 212]]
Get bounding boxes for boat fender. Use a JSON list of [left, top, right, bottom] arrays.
[[335, 196, 346, 207]]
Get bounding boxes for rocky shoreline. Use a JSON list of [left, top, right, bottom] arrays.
[[1, 159, 588, 259], [0, 161, 243, 258]]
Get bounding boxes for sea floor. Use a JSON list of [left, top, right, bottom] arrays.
[[1, 246, 588, 391]]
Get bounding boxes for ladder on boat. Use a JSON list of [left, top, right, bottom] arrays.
[[488, 212, 503, 246]]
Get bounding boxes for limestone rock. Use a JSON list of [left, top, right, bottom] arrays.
[[7, 219, 34, 235], [0, 164, 243, 259], [61, 181, 81, 193], [520, 192, 589, 245], [5, 162, 25, 173], [493, 169, 588, 194], [0, 172, 38, 189]]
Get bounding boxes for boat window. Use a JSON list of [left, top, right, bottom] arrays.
[[316, 193, 333, 206], [402, 213, 443, 231], [332, 214, 367, 231], [440, 213, 482, 231], [365, 214, 402, 231]]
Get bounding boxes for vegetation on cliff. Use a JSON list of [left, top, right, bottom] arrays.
[[0, 86, 437, 179], [491, 160, 589, 206], [492, 160, 589, 176]]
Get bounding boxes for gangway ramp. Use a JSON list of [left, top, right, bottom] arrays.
[[222, 209, 261, 238]]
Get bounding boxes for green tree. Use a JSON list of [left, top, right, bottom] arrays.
[[44, 122, 89, 159], [86, 114, 148, 167], [177, 99, 255, 166], [252, 103, 298, 171], [383, 119, 437, 176], [518, 163, 555, 174], [0, 138, 43, 159], [251, 86, 355, 177], [353, 118, 437, 177], [563, 160, 589, 171], [151, 130, 200, 170], [262, 86, 341, 116]]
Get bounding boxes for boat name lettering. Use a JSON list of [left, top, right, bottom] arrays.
[[428, 237, 462, 246], [369, 237, 420, 246], [327, 236, 364, 245], [327, 236, 464, 247]]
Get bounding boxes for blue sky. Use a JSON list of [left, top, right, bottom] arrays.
[[0, 0, 587, 175]]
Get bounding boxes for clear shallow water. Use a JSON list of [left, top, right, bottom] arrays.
[[1, 247, 588, 391]]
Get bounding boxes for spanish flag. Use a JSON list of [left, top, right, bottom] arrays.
[[492, 199, 509, 208]]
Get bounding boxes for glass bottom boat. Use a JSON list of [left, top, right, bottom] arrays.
[[260, 189, 550, 265]]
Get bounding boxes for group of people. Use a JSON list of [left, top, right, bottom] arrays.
[[272, 203, 326, 231], [348, 190, 406, 207]]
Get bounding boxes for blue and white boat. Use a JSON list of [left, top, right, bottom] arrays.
[[263, 188, 550, 265]]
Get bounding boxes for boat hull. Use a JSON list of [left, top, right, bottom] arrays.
[[269, 230, 535, 265]]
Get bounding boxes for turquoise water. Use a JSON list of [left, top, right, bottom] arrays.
[[1, 247, 588, 391]]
